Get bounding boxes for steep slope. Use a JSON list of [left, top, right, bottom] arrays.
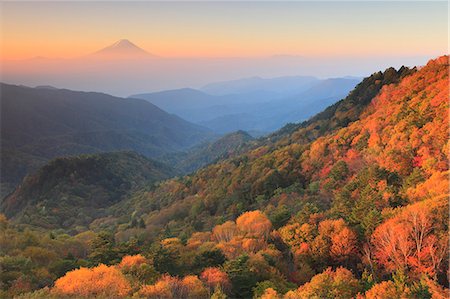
[[1, 151, 175, 229], [0, 83, 213, 197], [108, 57, 445, 240], [2, 57, 447, 299], [267, 65, 416, 144]]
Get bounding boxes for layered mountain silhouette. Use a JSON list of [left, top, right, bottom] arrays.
[[2, 38, 425, 96], [132, 76, 360, 134], [200, 75, 319, 96]]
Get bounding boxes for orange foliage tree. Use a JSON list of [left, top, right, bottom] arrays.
[[236, 210, 272, 239], [260, 287, 280, 299], [118, 254, 148, 270], [53, 264, 131, 297], [181, 275, 209, 298], [139, 275, 177, 298], [139, 274, 209, 299]]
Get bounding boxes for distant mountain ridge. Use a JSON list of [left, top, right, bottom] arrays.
[[200, 75, 320, 96], [132, 76, 360, 134]]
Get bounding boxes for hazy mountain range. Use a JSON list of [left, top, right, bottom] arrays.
[[131, 76, 360, 134]]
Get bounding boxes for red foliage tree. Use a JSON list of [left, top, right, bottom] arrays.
[[200, 267, 231, 292]]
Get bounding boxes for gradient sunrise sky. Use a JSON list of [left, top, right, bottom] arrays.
[[1, 1, 447, 60]]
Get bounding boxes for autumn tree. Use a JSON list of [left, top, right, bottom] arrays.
[[213, 221, 238, 243], [260, 287, 280, 299], [138, 275, 178, 298], [118, 254, 148, 270], [365, 281, 403, 299], [139, 274, 209, 299], [187, 232, 212, 249], [371, 198, 448, 278], [53, 264, 131, 297], [330, 226, 358, 261], [200, 267, 231, 293], [294, 267, 361, 298], [236, 210, 272, 240], [278, 223, 315, 249], [118, 254, 158, 284], [181, 275, 209, 298]]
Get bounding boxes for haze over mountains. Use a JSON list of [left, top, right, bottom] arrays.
[[1, 55, 448, 298], [132, 76, 360, 134], [0, 67, 357, 198], [1, 0, 448, 296], [1, 39, 430, 96]]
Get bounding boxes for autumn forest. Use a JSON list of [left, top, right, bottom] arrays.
[[0, 53, 448, 298]]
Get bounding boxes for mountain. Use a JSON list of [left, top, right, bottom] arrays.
[[130, 88, 224, 123], [197, 77, 361, 133], [162, 130, 256, 174], [201, 75, 320, 96], [118, 63, 418, 235], [1, 151, 175, 230], [0, 83, 213, 198], [132, 77, 360, 134], [85, 57, 445, 297], [2, 44, 430, 97], [88, 39, 156, 59], [1, 57, 448, 299], [267, 66, 416, 143]]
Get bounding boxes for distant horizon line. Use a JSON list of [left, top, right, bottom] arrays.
[[2, 38, 446, 61]]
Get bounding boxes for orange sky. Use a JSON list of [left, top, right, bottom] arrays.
[[1, 2, 447, 60]]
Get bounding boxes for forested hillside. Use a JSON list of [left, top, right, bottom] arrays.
[[1, 152, 175, 230], [0, 56, 448, 298]]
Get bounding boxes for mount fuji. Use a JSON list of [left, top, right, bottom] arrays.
[[88, 39, 157, 59]]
